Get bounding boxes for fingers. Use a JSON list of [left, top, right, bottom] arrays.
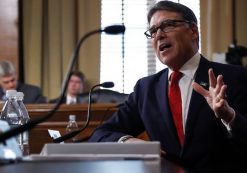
[[209, 68, 226, 101], [192, 82, 209, 98], [194, 69, 226, 99], [208, 68, 216, 88], [209, 68, 224, 89], [214, 75, 224, 97], [193, 68, 231, 120], [217, 84, 227, 101]]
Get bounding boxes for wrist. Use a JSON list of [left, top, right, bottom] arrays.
[[223, 107, 236, 124]]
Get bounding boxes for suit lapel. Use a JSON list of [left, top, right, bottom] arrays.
[[183, 56, 211, 148]]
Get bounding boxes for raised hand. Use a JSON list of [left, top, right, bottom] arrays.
[[192, 68, 235, 123]]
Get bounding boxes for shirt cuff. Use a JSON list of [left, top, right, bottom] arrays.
[[221, 109, 236, 131], [118, 135, 133, 143]]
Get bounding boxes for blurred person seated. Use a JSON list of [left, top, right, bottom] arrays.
[[50, 71, 86, 104], [0, 60, 47, 104]]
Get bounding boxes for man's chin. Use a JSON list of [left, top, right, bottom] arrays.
[[159, 56, 170, 65]]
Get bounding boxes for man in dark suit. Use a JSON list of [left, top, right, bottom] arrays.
[[0, 60, 46, 104], [49, 71, 86, 104], [89, 1, 247, 172]]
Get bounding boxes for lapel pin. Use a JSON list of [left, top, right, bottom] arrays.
[[199, 82, 208, 87]]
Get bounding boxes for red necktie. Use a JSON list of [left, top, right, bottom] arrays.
[[168, 71, 184, 145]]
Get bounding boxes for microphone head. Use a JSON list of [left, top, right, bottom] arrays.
[[100, 82, 114, 88], [103, 25, 125, 35]]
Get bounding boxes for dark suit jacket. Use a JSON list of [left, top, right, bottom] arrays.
[[49, 95, 86, 104], [89, 56, 247, 172], [0, 82, 47, 104], [50, 90, 128, 104]]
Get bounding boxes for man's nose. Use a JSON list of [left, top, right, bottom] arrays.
[[8, 82, 15, 88], [155, 28, 167, 39]]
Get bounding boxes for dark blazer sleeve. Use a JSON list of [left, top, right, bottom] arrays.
[[89, 80, 146, 142], [17, 83, 47, 104], [89, 69, 169, 142], [222, 65, 247, 144], [192, 57, 247, 155], [193, 57, 247, 145]]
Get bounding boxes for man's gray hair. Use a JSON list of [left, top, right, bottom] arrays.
[[0, 60, 16, 77]]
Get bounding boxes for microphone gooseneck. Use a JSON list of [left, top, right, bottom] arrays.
[[0, 25, 124, 143], [53, 82, 114, 143], [74, 102, 122, 143]]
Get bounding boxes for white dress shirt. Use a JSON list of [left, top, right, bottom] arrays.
[[168, 52, 200, 133], [66, 95, 77, 104]]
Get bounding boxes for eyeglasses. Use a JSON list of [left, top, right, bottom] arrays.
[[144, 19, 191, 39]]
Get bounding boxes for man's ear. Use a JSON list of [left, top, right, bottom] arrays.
[[190, 23, 199, 41]]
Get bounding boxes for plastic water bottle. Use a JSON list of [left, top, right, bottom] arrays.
[[0, 90, 24, 154], [16, 92, 30, 155], [65, 115, 79, 142]]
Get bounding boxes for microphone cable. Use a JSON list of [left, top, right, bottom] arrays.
[[72, 103, 123, 143], [53, 82, 114, 143]]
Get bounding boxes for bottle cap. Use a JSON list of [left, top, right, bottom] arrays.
[[69, 115, 76, 121], [16, 92, 24, 100], [5, 90, 17, 98]]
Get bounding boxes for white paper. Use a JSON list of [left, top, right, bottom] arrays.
[[48, 129, 64, 144]]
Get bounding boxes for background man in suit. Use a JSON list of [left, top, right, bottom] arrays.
[[0, 60, 47, 103], [50, 71, 86, 104], [89, 1, 247, 172]]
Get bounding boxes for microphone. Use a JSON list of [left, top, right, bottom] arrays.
[[102, 25, 126, 35], [94, 81, 114, 88], [0, 25, 125, 143], [53, 82, 114, 143]]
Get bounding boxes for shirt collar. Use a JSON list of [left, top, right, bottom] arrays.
[[67, 94, 76, 104], [168, 52, 200, 81]]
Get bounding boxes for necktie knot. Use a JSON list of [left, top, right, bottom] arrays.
[[170, 71, 183, 84]]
